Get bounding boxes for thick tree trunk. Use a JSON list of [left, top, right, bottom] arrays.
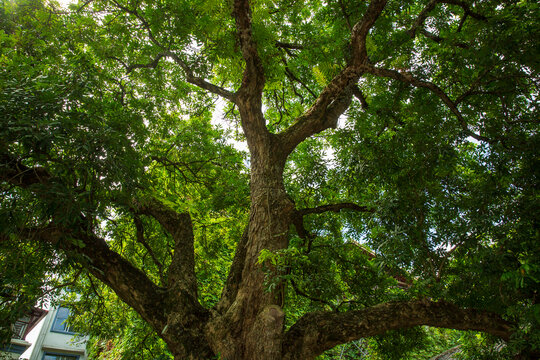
[[205, 133, 294, 359]]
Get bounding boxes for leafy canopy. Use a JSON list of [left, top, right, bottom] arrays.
[[1, 0, 538, 358]]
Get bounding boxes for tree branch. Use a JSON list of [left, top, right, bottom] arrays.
[[418, 28, 469, 49], [232, 0, 273, 156], [350, 0, 388, 64], [290, 280, 336, 311], [132, 197, 198, 297], [164, 51, 236, 102], [128, 197, 213, 357], [109, 0, 166, 49], [364, 64, 492, 142], [107, 0, 235, 102], [406, 0, 484, 48], [282, 299, 512, 360], [409, 0, 486, 38], [277, 0, 387, 156], [1, 154, 172, 332], [75, 231, 168, 330], [284, 67, 317, 99], [408, 0, 439, 39], [278, 81, 356, 156], [298, 202, 374, 216], [119, 51, 235, 101], [133, 215, 166, 285], [1, 152, 50, 188], [441, 0, 487, 21], [125, 53, 166, 73], [234, 0, 265, 99], [352, 85, 369, 110], [338, 0, 353, 31], [9, 222, 168, 332], [275, 41, 304, 50]]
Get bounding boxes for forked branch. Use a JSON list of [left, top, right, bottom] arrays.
[[278, 0, 388, 156], [133, 197, 198, 297]]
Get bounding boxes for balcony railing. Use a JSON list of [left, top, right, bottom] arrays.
[[12, 320, 28, 340]]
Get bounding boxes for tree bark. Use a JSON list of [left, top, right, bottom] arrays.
[[282, 299, 512, 360]]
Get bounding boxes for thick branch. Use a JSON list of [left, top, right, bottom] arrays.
[[234, 0, 265, 99], [275, 41, 304, 50], [278, 0, 387, 156], [127, 198, 213, 357], [1, 153, 50, 188], [134, 215, 166, 285], [1, 154, 171, 331], [10, 222, 168, 332], [278, 81, 356, 156], [75, 231, 168, 330], [133, 197, 198, 297], [350, 0, 388, 64], [283, 299, 512, 360], [2, 155, 209, 357], [232, 0, 272, 155]]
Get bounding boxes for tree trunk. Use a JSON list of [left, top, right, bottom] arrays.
[[204, 132, 294, 359]]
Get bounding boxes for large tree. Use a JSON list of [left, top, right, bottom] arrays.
[[1, 0, 538, 359]]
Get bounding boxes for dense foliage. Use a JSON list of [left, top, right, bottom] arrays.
[[1, 0, 538, 358]]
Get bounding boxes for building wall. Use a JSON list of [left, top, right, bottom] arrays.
[[1, 340, 29, 360], [2, 316, 33, 360], [20, 307, 87, 360]]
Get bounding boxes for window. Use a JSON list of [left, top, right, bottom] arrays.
[[50, 306, 74, 334], [43, 353, 79, 360], [1, 343, 29, 355]]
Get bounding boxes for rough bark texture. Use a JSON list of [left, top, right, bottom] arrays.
[[282, 299, 512, 360]]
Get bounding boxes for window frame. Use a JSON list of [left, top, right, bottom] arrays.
[[42, 352, 80, 360], [1, 343, 29, 355], [50, 306, 75, 335]]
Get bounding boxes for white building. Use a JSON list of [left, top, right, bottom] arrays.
[[3, 306, 88, 360], [1, 308, 47, 360]]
